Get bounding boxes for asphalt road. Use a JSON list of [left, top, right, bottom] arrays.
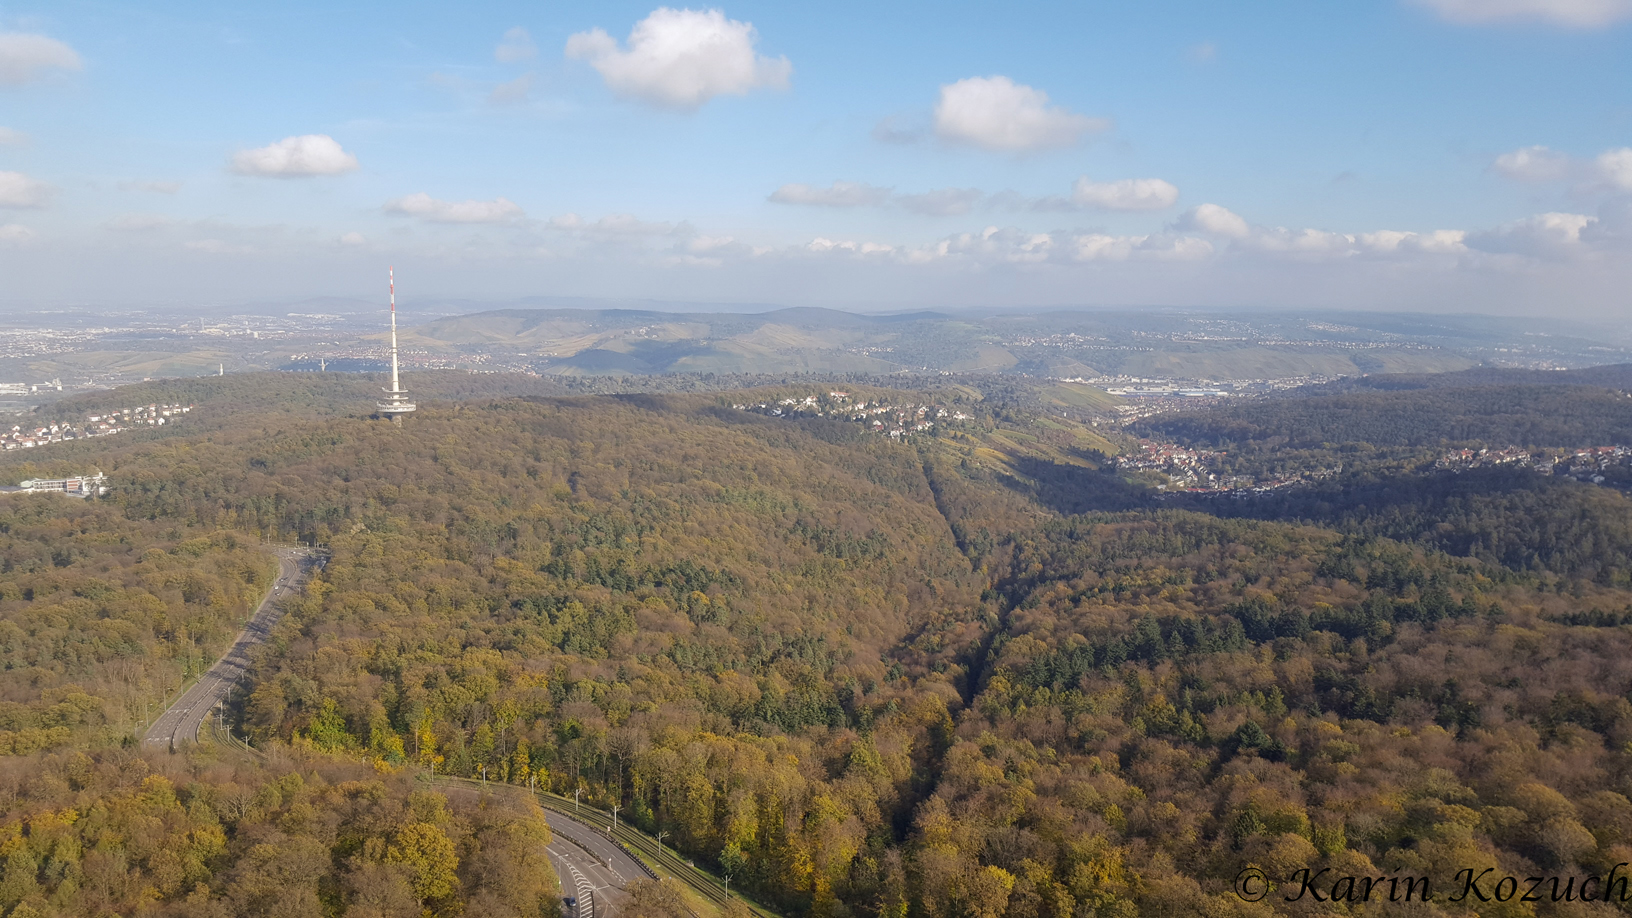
[[544, 811, 644, 917], [142, 546, 315, 752]]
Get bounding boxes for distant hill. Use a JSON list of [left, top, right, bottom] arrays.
[[402, 306, 1493, 378]]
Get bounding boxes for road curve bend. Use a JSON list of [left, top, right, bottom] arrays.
[[142, 546, 319, 753]]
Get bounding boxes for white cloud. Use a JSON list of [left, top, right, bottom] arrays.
[[806, 237, 898, 257], [1066, 232, 1212, 263], [0, 33, 81, 86], [686, 234, 736, 253], [1174, 203, 1251, 238], [0, 127, 27, 146], [1594, 148, 1632, 190], [106, 213, 172, 232], [0, 171, 52, 208], [565, 8, 791, 110], [897, 188, 984, 216], [1239, 226, 1357, 256], [1491, 145, 1632, 190], [1492, 145, 1573, 181], [1412, 0, 1632, 27], [769, 181, 891, 207], [490, 73, 533, 104], [231, 135, 359, 177], [0, 223, 34, 245], [120, 179, 181, 194], [1465, 211, 1595, 257], [933, 76, 1107, 152], [1071, 176, 1180, 211], [385, 193, 524, 223], [340, 232, 367, 245], [1356, 229, 1468, 254], [495, 26, 538, 62]]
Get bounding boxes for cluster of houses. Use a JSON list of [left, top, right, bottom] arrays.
[[732, 391, 972, 439], [1434, 447, 1534, 470], [1437, 445, 1632, 486], [1119, 439, 1342, 495], [1, 403, 193, 452], [1116, 440, 1227, 488]]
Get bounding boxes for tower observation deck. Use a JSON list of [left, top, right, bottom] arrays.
[[377, 267, 416, 422]]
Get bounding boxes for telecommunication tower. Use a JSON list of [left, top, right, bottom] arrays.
[[376, 267, 416, 423]]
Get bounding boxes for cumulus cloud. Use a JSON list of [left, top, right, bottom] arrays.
[[385, 193, 524, 223], [1071, 176, 1180, 211], [1490, 145, 1632, 190], [0, 33, 81, 86], [934, 76, 1108, 152], [0, 171, 52, 208], [1492, 145, 1573, 181], [495, 26, 538, 62], [1174, 203, 1251, 239], [1412, 0, 1632, 27], [1356, 229, 1468, 254], [232, 135, 359, 177], [0, 127, 27, 146], [0, 223, 34, 245], [339, 232, 367, 245], [897, 188, 985, 216], [1595, 148, 1632, 190], [1465, 211, 1595, 257], [798, 224, 1215, 268], [565, 8, 791, 109], [769, 181, 891, 207], [1069, 232, 1213, 262]]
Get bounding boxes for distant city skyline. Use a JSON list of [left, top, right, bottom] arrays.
[[1, 0, 1630, 314]]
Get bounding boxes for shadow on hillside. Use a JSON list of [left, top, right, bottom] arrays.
[[1001, 455, 1154, 515]]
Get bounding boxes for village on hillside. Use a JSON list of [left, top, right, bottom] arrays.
[[2, 402, 193, 452], [732, 391, 972, 439]]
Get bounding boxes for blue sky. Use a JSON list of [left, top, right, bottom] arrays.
[[1, 0, 1630, 314]]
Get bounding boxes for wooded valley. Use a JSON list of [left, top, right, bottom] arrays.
[[6, 371, 1632, 917]]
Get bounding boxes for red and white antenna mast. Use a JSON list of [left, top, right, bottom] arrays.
[[377, 266, 416, 421]]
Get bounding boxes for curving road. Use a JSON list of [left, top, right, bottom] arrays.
[[143, 546, 318, 753], [545, 813, 637, 918]]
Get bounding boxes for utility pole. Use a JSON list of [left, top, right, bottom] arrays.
[[611, 804, 621, 833], [656, 830, 668, 858], [574, 788, 581, 815]]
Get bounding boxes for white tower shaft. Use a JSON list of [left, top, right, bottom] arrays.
[[390, 268, 402, 392], [376, 266, 416, 419]]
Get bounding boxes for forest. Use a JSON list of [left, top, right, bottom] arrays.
[[6, 370, 1632, 917]]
